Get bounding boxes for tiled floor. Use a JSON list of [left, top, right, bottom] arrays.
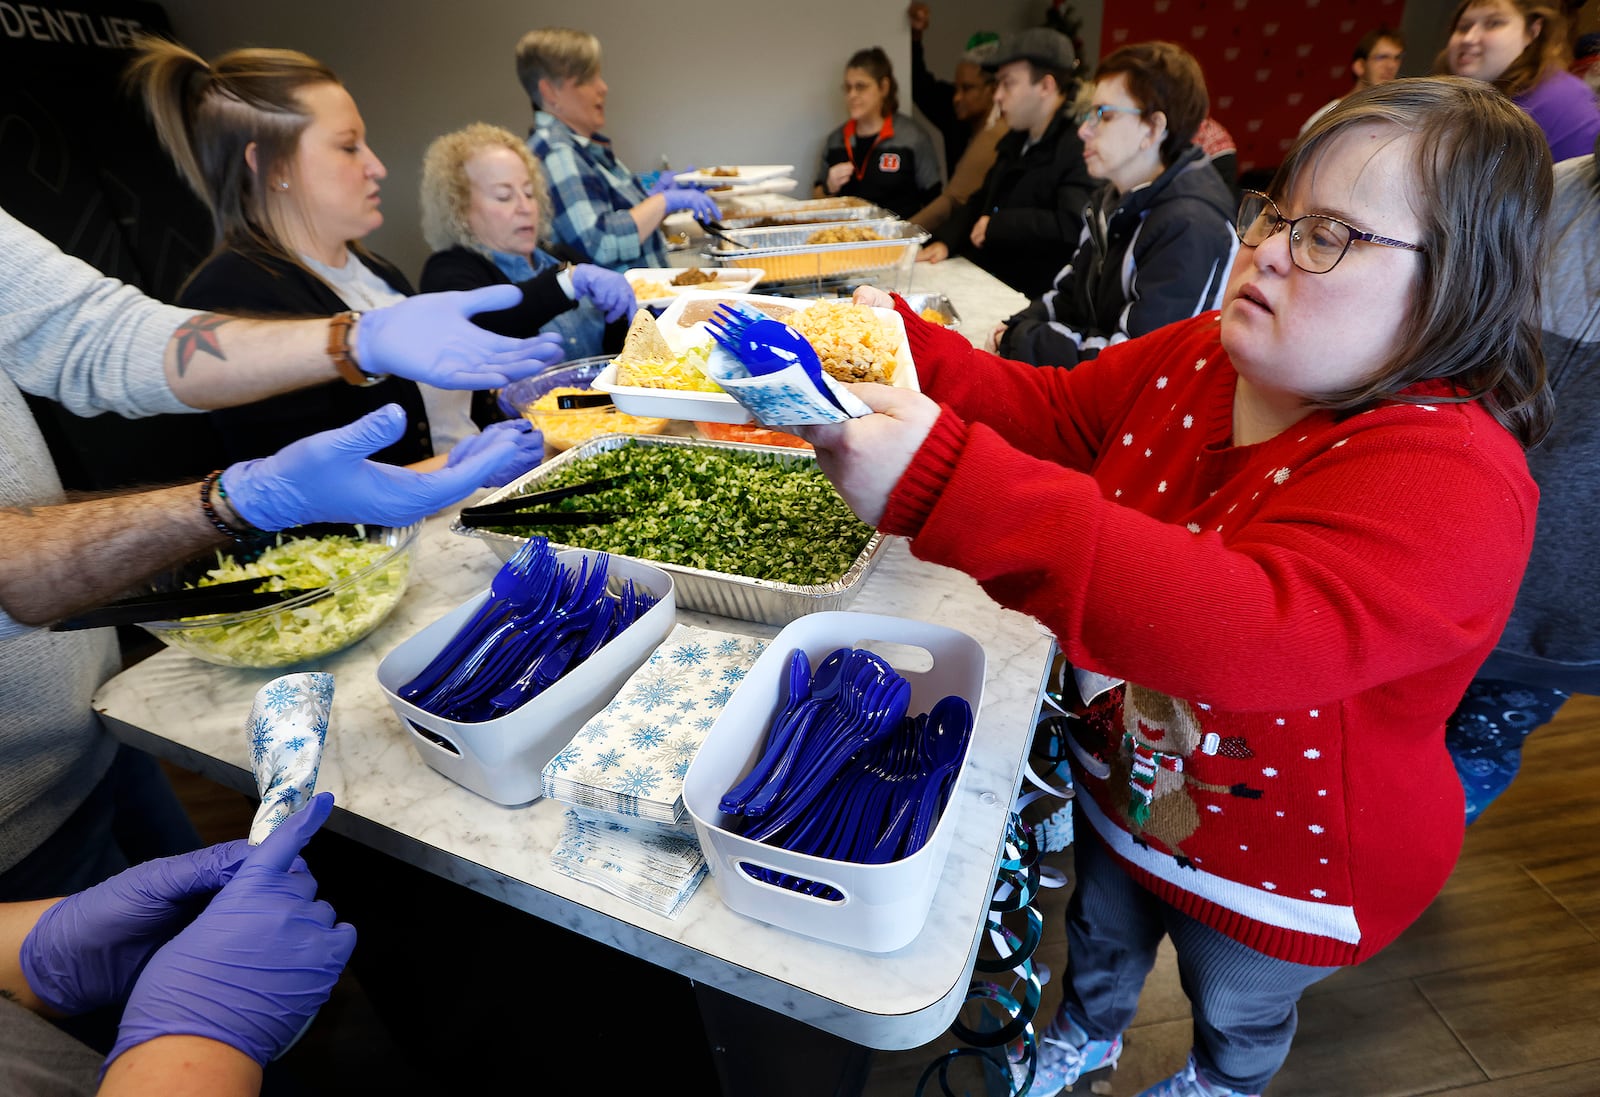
[[166, 694, 1600, 1095]]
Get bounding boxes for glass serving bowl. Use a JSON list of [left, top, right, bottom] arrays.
[[499, 356, 670, 453], [138, 522, 420, 669]]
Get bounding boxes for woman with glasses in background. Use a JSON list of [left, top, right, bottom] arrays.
[[815, 46, 942, 219], [1440, 0, 1600, 159], [992, 41, 1237, 367], [801, 77, 1551, 1097]]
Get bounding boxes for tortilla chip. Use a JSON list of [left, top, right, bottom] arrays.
[[618, 309, 673, 366]]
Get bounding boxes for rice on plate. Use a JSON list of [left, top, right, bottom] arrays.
[[788, 301, 900, 385]]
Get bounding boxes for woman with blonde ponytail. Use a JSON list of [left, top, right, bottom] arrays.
[[129, 38, 463, 462]]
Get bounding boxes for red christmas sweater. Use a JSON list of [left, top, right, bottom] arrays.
[[881, 302, 1538, 966]]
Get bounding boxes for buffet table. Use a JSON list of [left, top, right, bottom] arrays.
[[92, 262, 1036, 1068]]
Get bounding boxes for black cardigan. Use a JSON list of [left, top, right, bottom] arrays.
[[178, 245, 433, 465], [418, 244, 628, 353]]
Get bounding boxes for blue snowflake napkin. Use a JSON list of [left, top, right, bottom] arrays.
[[541, 624, 769, 824], [245, 672, 333, 844], [550, 808, 707, 919]]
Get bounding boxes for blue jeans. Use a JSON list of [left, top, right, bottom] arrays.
[[1058, 817, 1337, 1092], [1445, 678, 1569, 824]]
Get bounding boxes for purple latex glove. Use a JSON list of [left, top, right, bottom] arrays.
[[446, 417, 544, 488], [104, 793, 355, 1070], [19, 841, 259, 1016], [356, 286, 565, 388], [569, 264, 637, 323], [223, 404, 526, 529], [647, 166, 696, 195], [659, 187, 722, 223]]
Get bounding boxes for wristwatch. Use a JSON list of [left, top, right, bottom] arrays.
[[327, 310, 384, 386]]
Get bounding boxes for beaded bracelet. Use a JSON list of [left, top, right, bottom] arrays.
[[199, 469, 256, 544]]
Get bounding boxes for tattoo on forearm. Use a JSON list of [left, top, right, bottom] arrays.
[[0, 988, 17, 1002], [172, 313, 232, 375]]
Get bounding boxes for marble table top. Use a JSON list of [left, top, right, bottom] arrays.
[[94, 260, 1042, 1052]]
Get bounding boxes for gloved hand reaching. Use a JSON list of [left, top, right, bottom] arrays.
[[446, 418, 545, 488], [647, 166, 696, 194], [659, 187, 722, 224], [356, 286, 565, 388], [222, 404, 529, 529], [20, 840, 258, 1016], [570, 264, 637, 322], [104, 792, 355, 1070]]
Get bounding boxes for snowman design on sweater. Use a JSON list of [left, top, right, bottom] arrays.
[[1108, 684, 1262, 868]]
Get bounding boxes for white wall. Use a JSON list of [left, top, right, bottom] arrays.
[[157, 0, 933, 277]]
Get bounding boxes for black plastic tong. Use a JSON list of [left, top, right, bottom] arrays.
[[50, 577, 319, 631], [456, 475, 629, 529]]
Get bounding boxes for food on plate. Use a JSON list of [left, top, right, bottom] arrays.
[[806, 225, 884, 244], [671, 267, 717, 286], [676, 298, 795, 327], [665, 231, 690, 247], [919, 306, 950, 326], [523, 386, 668, 451], [629, 278, 675, 301], [694, 420, 812, 449], [706, 166, 740, 177], [491, 440, 873, 585], [789, 301, 900, 384], [613, 310, 722, 392]]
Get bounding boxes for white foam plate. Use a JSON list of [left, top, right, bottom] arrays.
[[624, 267, 765, 310], [675, 164, 795, 186], [592, 292, 919, 425]]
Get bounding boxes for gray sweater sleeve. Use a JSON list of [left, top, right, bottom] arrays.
[[0, 206, 196, 418]]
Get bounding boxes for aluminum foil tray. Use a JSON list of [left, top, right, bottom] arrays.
[[900, 292, 962, 329], [705, 219, 928, 285], [712, 198, 892, 231], [450, 434, 888, 626]]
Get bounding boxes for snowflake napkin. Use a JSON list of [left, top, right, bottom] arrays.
[[541, 624, 768, 823], [550, 808, 707, 919], [245, 672, 333, 844]]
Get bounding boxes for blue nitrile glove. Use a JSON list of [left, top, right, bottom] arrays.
[[222, 404, 526, 529], [659, 187, 722, 223], [570, 264, 637, 323], [19, 840, 261, 1016], [446, 417, 544, 488], [104, 793, 355, 1070], [647, 166, 696, 194], [356, 286, 566, 388]]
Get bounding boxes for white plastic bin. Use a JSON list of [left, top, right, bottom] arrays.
[[683, 611, 986, 953], [376, 549, 675, 805]]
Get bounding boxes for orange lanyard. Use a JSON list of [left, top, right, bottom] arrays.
[[843, 114, 895, 182]]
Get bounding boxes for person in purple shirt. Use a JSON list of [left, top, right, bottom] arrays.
[[1440, 0, 1600, 160]]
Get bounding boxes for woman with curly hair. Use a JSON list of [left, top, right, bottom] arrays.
[[419, 122, 633, 376]]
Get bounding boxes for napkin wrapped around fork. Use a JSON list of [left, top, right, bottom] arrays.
[[244, 672, 333, 844]]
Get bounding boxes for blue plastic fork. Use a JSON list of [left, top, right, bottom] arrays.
[[732, 649, 853, 820], [705, 303, 851, 414], [901, 695, 975, 856], [719, 649, 816, 815], [444, 555, 611, 721], [399, 538, 558, 703]]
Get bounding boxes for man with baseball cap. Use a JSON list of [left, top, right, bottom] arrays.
[[917, 25, 1096, 298]]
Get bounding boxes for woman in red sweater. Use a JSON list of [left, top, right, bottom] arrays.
[[802, 78, 1552, 1097]]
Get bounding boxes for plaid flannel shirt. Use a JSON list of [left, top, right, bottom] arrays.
[[528, 110, 668, 270]]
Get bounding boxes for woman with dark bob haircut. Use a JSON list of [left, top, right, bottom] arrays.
[[801, 77, 1551, 1097]]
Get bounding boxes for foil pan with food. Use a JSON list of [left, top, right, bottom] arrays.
[[451, 434, 888, 625]]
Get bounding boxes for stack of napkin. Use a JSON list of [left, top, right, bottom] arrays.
[[543, 623, 769, 916]]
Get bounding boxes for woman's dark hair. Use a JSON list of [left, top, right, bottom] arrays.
[[1284, 76, 1553, 447], [1093, 41, 1210, 166], [846, 47, 899, 117]]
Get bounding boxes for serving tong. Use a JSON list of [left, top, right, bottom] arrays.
[[456, 474, 630, 529], [50, 575, 321, 631]]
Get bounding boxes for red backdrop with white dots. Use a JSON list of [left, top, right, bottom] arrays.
[[1099, 0, 1408, 174]]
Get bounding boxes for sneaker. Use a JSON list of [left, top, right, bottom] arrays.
[[1009, 1014, 1123, 1096], [1134, 1053, 1261, 1097]]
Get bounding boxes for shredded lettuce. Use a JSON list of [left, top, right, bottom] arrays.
[[156, 530, 411, 668]]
